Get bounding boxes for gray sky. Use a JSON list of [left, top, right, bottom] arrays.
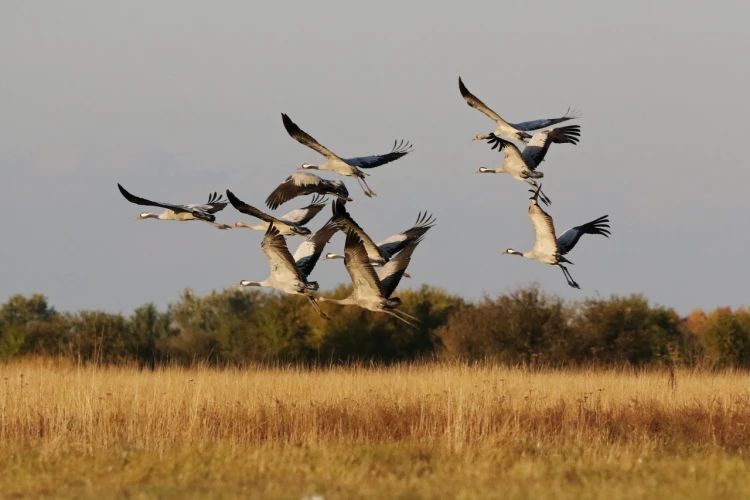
[[2, 1, 748, 316]]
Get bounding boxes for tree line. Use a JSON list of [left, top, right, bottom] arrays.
[[0, 285, 748, 368]]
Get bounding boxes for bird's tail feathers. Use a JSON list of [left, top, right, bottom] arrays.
[[527, 170, 544, 179], [385, 297, 402, 308], [557, 255, 574, 265]]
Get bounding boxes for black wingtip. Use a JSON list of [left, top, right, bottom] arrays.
[[458, 76, 469, 95], [281, 113, 297, 133], [225, 189, 242, 207], [117, 183, 135, 201]]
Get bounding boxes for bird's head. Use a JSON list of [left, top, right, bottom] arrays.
[[324, 252, 343, 260], [299, 163, 318, 170], [502, 249, 523, 257], [475, 167, 492, 174], [233, 221, 248, 228], [473, 133, 491, 141], [135, 212, 153, 220]]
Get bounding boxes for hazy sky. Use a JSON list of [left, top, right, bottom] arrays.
[[2, 1, 748, 316]]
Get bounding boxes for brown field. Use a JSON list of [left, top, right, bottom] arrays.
[[1, 359, 750, 499]]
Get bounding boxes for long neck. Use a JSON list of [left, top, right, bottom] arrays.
[[326, 254, 345, 260], [235, 222, 267, 231], [318, 296, 355, 306], [140, 213, 161, 220], [478, 167, 504, 174], [507, 249, 533, 259]]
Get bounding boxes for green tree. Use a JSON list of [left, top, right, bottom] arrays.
[[437, 285, 573, 364], [573, 294, 681, 365], [0, 294, 58, 358], [128, 303, 174, 367]]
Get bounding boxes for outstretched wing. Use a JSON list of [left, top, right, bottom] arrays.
[[281, 113, 338, 159], [377, 211, 436, 260], [529, 201, 560, 258], [226, 189, 282, 224], [117, 183, 215, 222], [510, 107, 581, 132], [557, 215, 610, 255], [484, 135, 527, 165], [279, 194, 328, 225], [266, 172, 324, 210], [293, 217, 340, 279], [343, 229, 384, 299], [261, 224, 304, 283], [458, 77, 510, 126], [343, 140, 414, 169], [200, 192, 229, 214], [332, 199, 386, 263], [379, 236, 423, 299], [522, 125, 581, 169]]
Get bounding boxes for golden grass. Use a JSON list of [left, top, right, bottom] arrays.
[[1, 358, 750, 499]]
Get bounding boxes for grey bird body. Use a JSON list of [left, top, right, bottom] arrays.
[[476, 126, 581, 206], [459, 76, 579, 143], [282, 113, 413, 198], [117, 183, 232, 230], [236, 222, 337, 320], [228, 190, 327, 236], [315, 229, 424, 327], [265, 171, 352, 210], [323, 200, 435, 279], [502, 185, 610, 289]]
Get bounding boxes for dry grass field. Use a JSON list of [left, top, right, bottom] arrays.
[[1, 358, 750, 499]]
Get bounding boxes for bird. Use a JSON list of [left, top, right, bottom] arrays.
[[265, 172, 352, 210], [475, 136, 551, 206], [227, 190, 327, 236], [476, 125, 581, 205], [458, 76, 580, 143], [502, 185, 610, 289], [117, 183, 231, 229], [235, 221, 339, 320], [315, 229, 424, 327], [281, 113, 414, 198], [519, 125, 581, 169], [323, 200, 435, 278], [291, 212, 342, 283]]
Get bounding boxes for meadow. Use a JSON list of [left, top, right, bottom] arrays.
[[1, 359, 749, 499]]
